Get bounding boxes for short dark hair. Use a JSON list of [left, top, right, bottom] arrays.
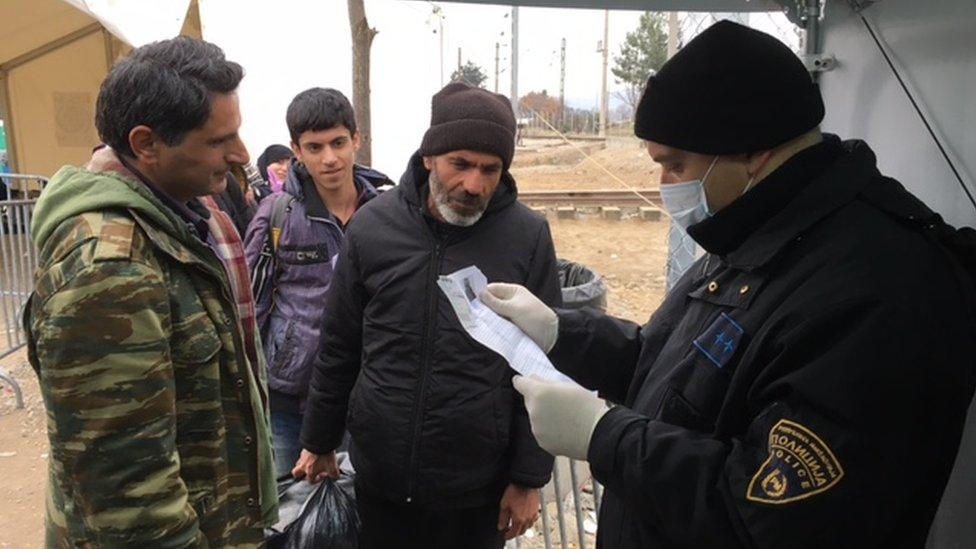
[[95, 36, 244, 157], [286, 88, 357, 144]]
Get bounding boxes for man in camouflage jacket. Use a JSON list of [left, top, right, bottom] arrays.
[[23, 37, 277, 547]]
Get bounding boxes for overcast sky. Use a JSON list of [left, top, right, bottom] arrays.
[[198, 0, 797, 177]]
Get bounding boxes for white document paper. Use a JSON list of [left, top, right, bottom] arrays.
[[437, 265, 576, 384]]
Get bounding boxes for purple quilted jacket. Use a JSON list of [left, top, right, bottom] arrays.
[[243, 160, 388, 399]]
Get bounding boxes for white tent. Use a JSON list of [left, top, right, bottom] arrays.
[[0, 0, 202, 178]]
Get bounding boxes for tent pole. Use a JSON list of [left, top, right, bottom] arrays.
[[803, 0, 822, 80], [0, 23, 102, 73]]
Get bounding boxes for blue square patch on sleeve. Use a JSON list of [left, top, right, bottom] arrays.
[[693, 313, 745, 369]]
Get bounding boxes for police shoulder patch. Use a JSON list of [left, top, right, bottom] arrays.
[[746, 419, 844, 505]]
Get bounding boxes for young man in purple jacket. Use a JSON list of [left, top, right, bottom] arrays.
[[244, 88, 393, 476]]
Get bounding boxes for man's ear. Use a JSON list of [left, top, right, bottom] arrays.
[[290, 141, 302, 164], [422, 156, 435, 171], [352, 131, 362, 151], [128, 125, 159, 164]]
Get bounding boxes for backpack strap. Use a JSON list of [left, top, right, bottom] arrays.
[[268, 193, 296, 252], [257, 194, 296, 317]]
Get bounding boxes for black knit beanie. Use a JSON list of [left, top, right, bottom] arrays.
[[257, 144, 293, 181], [420, 82, 516, 169], [634, 20, 824, 155]]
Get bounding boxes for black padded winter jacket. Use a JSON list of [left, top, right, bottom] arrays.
[[301, 151, 561, 507]]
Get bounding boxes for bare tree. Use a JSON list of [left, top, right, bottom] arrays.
[[348, 0, 377, 165], [612, 85, 643, 114]]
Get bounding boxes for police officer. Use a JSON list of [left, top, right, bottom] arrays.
[[480, 21, 976, 548]]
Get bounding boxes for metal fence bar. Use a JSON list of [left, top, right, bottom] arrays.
[[0, 211, 17, 356], [538, 486, 553, 549], [551, 462, 569, 549], [10, 200, 28, 348], [569, 460, 587, 549], [0, 174, 44, 366], [593, 480, 603, 518], [0, 367, 24, 409], [25, 202, 38, 290]]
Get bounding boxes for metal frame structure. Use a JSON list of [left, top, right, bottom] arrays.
[[0, 173, 45, 411]]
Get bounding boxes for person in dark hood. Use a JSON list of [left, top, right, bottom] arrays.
[[244, 88, 392, 477], [480, 20, 976, 548], [294, 82, 562, 549], [251, 144, 294, 203]]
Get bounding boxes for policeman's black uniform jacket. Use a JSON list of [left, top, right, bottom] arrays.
[[551, 136, 976, 548], [301, 152, 561, 507]]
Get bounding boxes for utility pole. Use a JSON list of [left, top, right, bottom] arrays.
[[494, 42, 500, 93], [559, 37, 566, 126], [457, 47, 462, 72], [599, 9, 609, 137], [431, 5, 445, 87], [510, 6, 519, 112], [668, 11, 679, 58]]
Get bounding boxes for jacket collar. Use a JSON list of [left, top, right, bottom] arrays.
[[94, 148, 212, 242], [286, 159, 380, 220], [83, 147, 224, 275], [696, 138, 882, 272]]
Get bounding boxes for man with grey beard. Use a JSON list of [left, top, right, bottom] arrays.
[[294, 82, 562, 549]]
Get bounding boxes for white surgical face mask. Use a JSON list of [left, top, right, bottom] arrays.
[[659, 155, 719, 232]]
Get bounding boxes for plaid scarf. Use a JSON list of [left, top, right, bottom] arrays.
[[87, 147, 259, 364], [198, 195, 259, 364]]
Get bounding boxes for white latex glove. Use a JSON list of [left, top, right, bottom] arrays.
[[513, 375, 609, 461], [480, 282, 559, 352]]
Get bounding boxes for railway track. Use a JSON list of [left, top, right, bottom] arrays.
[[518, 188, 662, 208]]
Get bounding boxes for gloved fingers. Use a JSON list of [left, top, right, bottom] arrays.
[[512, 374, 543, 400], [480, 284, 522, 318], [483, 282, 523, 300]]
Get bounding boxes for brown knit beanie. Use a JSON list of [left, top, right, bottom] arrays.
[[419, 82, 516, 169]]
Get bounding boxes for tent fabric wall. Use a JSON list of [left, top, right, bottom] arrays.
[[818, 0, 976, 229], [0, 0, 202, 178], [6, 32, 108, 177], [0, 0, 96, 66]]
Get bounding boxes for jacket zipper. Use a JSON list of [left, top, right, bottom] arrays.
[[405, 235, 446, 503]]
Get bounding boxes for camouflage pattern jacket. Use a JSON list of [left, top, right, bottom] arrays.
[[24, 152, 277, 548]]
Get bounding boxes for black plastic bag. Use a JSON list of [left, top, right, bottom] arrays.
[[558, 259, 608, 312], [266, 474, 359, 549]]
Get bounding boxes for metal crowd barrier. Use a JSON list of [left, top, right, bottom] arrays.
[[1, 173, 45, 409], [507, 457, 602, 549]]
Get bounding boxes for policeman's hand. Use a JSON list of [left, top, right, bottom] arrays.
[[513, 375, 609, 461], [480, 283, 559, 352], [291, 449, 339, 483], [497, 483, 540, 540]]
